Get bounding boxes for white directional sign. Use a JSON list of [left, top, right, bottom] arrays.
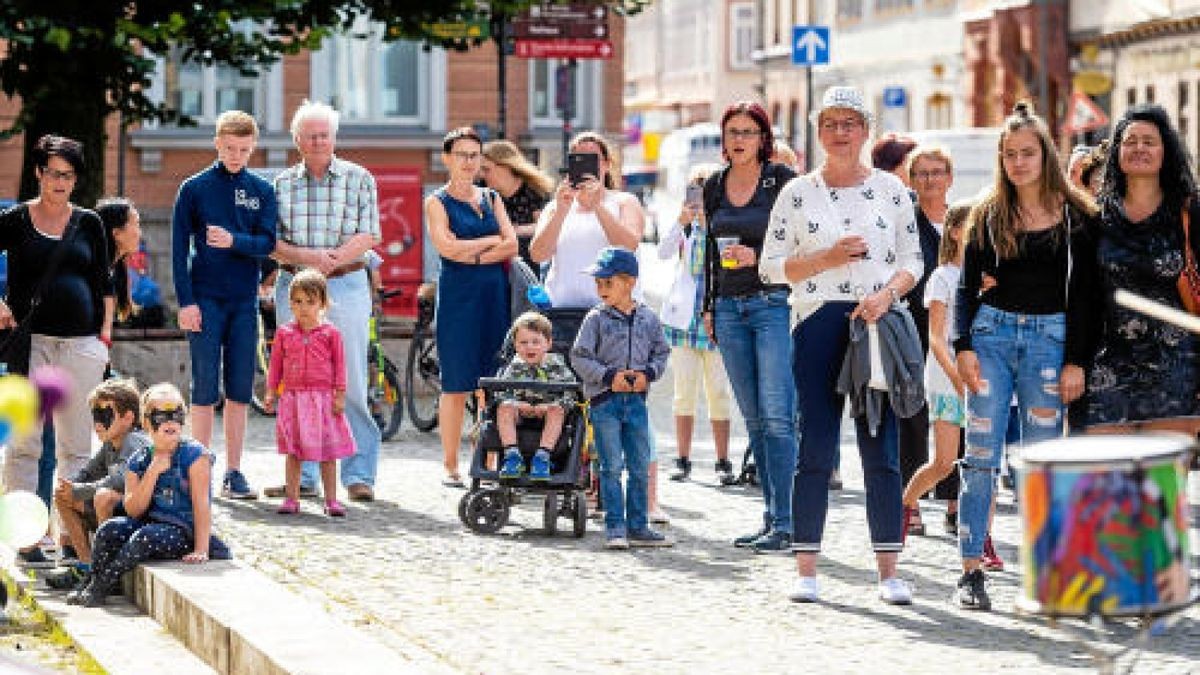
[[791, 25, 830, 66]]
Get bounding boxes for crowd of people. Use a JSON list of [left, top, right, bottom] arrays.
[[3, 84, 1198, 614]]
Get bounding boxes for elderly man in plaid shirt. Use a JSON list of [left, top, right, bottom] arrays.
[[268, 100, 382, 502]]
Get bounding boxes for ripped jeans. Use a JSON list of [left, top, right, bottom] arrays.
[[959, 306, 1065, 560]]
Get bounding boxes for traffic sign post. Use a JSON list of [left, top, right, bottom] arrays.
[[512, 3, 612, 60], [883, 87, 906, 109], [1062, 91, 1109, 135]]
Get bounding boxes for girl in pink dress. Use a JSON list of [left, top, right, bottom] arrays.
[[263, 269, 355, 517]]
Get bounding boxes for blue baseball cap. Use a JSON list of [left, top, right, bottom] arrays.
[[584, 246, 639, 278]]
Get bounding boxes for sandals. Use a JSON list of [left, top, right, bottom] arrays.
[[441, 474, 466, 489], [324, 500, 347, 518], [277, 498, 300, 515]]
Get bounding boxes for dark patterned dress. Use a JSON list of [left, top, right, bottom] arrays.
[[502, 183, 549, 271], [1087, 200, 1200, 425]]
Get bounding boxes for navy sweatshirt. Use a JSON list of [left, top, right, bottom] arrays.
[[172, 162, 278, 307]]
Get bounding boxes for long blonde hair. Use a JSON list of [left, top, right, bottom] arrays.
[[483, 140, 555, 198], [969, 102, 1095, 259]]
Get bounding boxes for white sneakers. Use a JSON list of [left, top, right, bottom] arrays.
[[878, 577, 913, 605], [788, 577, 820, 603], [788, 576, 913, 605]]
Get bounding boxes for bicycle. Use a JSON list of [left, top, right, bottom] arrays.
[[250, 309, 274, 417], [368, 289, 405, 440], [405, 282, 441, 432]]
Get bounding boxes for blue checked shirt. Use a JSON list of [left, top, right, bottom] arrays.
[[273, 156, 381, 248]]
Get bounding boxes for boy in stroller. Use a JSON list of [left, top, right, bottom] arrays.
[[497, 311, 578, 481]]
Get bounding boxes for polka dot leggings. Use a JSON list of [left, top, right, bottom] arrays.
[[91, 517, 193, 589]]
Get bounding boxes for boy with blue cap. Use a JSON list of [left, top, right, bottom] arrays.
[[571, 247, 671, 548]]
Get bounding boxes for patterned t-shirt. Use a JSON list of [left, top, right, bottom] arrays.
[[496, 351, 577, 409]]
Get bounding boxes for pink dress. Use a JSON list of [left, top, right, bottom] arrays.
[[267, 321, 356, 461]]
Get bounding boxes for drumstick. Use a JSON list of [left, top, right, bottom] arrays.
[[1114, 289, 1200, 334]]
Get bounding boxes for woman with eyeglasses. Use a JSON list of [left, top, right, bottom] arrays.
[[1085, 104, 1200, 435], [760, 86, 922, 605], [699, 101, 798, 553], [0, 135, 115, 567], [424, 126, 518, 487]]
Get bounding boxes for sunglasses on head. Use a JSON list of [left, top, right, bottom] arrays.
[[147, 405, 186, 429], [91, 405, 116, 429]]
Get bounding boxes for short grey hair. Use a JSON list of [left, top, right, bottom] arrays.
[[290, 99, 340, 139]]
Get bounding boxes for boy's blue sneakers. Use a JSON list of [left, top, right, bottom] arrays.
[[499, 449, 524, 479], [629, 528, 673, 548], [529, 450, 552, 481]]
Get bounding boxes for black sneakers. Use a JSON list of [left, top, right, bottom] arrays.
[[669, 457, 692, 482], [954, 569, 991, 610], [750, 531, 792, 554], [16, 547, 55, 569], [715, 458, 736, 486], [45, 565, 89, 591], [733, 524, 770, 548]]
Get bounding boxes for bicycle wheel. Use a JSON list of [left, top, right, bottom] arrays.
[[368, 344, 404, 440], [405, 327, 441, 432], [250, 328, 276, 417]]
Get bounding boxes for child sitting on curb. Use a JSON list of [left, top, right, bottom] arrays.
[[496, 311, 578, 481], [69, 383, 230, 607], [46, 379, 150, 591], [571, 247, 672, 549]]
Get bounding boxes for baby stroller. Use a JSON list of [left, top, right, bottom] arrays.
[[457, 307, 594, 537]]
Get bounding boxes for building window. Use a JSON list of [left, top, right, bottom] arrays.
[[162, 46, 265, 123], [837, 0, 864, 22], [730, 1, 757, 70], [1127, 88, 1137, 107], [530, 59, 600, 128], [1146, 85, 1156, 104], [875, 0, 915, 12], [926, 92, 952, 129], [311, 18, 431, 124]]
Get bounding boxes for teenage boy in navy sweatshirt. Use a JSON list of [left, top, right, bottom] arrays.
[[172, 110, 277, 500]]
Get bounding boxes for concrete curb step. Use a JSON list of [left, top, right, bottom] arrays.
[[0, 550, 214, 674], [132, 560, 412, 674]]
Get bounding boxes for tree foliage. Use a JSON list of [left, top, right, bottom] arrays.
[[0, 0, 649, 203]]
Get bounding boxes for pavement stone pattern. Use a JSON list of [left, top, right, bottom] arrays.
[[201, 367, 1200, 675]]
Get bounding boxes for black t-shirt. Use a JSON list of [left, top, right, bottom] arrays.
[[502, 183, 549, 269], [708, 169, 794, 299], [0, 204, 113, 336]]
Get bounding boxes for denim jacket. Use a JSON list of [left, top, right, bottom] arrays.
[[571, 302, 671, 403], [126, 439, 213, 534]]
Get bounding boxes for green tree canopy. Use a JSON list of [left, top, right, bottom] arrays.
[[0, 0, 647, 204]]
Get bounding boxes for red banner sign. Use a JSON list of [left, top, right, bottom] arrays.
[[368, 166, 423, 317], [514, 39, 614, 59]]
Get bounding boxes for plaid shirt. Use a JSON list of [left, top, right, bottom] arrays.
[[273, 156, 380, 248]]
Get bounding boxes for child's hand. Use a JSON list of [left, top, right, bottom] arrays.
[[611, 371, 630, 393], [53, 477, 72, 501], [262, 393, 274, 414], [182, 550, 209, 564], [333, 391, 345, 415], [148, 451, 172, 476]]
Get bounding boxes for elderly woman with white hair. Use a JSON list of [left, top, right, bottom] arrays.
[[760, 86, 923, 605]]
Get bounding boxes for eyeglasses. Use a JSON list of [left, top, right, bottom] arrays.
[[147, 406, 187, 429], [913, 169, 948, 181], [44, 169, 76, 181], [820, 119, 862, 133], [450, 151, 481, 162], [724, 128, 762, 140], [91, 405, 117, 429]]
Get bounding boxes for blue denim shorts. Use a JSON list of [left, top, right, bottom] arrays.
[[187, 297, 258, 405]]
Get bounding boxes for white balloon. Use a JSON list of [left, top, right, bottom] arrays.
[[0, 491, 49, 550]]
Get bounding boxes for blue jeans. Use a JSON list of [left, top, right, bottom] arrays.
[[959, 306, 1065, 559], [188, 297, 258, 405], [714, 289, 797, 535], [277, 269, 381, 488], [589, 394, 652, 534], [36, 422, 55, 509], [792, 302, 903, 553]]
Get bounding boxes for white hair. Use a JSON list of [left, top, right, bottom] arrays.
[[290, 99, 340, 138]]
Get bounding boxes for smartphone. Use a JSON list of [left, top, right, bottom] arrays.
[[567, 152, 600, 187], [685, 184, 703, 208]]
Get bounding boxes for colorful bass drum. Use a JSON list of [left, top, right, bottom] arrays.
[[1017, 434, 1195, 617]]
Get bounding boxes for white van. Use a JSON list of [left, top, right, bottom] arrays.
[[907, 128, 1002, 204], [645, 123, 723, 240]]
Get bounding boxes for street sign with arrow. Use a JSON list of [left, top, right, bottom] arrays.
[[791, 25, 830, 66]]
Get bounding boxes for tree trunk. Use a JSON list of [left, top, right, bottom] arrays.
[[17, 50, 109, 208]]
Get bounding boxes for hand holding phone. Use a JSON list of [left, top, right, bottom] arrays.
[[685, 184, 703, 208], [567, 152, 600, 187]]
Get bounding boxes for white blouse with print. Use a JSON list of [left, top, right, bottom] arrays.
[[759, 169, 923, 325]]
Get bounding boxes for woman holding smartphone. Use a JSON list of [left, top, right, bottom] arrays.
[[701, 101, 797, 553]]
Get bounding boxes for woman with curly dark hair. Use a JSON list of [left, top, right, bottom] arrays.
[[1085, 104, 1200, 433]]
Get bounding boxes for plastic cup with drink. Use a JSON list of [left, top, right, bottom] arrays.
[[717, 236, 740, 269]]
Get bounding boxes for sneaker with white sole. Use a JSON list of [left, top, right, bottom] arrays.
[[788, 576, 820, 603], [878, 577, 913, 605], [221, 469, 258, 500]]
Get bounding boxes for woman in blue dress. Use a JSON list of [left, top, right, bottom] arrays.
[[424, 127, 517, 487]]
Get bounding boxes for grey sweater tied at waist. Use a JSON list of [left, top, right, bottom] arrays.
[[836, 306, 926, 436]]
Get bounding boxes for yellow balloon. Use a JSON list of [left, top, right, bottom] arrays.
[[0, 491, 49, 549], [0, 375, 39, 440]]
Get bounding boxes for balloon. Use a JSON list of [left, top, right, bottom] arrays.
[[0, 491, 49, 550], [31, 366, 71, 422], [0, 376, 39, 441]]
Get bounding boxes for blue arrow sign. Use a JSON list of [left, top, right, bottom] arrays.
[[883, 87, 906, 108], [792, 25, 829, 66]]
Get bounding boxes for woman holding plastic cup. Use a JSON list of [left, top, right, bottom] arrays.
[[700, 101, 798, 553]]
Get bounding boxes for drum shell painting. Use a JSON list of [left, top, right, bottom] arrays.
[[1018, 450, 1191, 617]]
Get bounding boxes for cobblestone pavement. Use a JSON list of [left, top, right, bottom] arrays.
[[208, 377, 1200, 674]]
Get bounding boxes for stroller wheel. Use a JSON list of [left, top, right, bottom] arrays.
[[543, 493, 558, 536], [463, 488, 509, 534], [571, 491, 587, 538], [457, 490, 473, 525]]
